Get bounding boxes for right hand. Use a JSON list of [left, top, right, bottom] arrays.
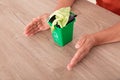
[[67, 34, 97, 70], [24, 13, 50, 36]]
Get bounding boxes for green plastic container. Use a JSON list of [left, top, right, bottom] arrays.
[[48, 19, 76, 47]]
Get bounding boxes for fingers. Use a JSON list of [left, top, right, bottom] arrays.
[[24, 14, 50, 37], [75, 35, 87, 49], [24, 18, 41, 36], [26, 25, 40, 36], [24, 22, 34, 33], [67, 35, 92, 71], [24, 19, 36, 32], [75, 38, 85, 49], [67, 47, 88, 71]]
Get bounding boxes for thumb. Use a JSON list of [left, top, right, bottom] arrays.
[[67, 62, 74, 71], [67, 56, 79, 71]]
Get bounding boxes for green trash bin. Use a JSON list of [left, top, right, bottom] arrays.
[[48, 13, 76, 47]]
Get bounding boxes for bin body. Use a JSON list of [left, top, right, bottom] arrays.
[[48, 19, 75, 47]]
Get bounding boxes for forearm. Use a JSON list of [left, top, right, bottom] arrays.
[[93, 22, 120, 45], [54, 0, 76, 10]]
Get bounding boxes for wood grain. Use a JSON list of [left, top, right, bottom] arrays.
[[0, 0, 120, 80]]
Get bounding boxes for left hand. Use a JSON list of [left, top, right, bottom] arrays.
[[67, 34, 97, 70], [24, 13, 50, 36]]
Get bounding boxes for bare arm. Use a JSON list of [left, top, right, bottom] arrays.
[[55, 0, 76, 10], [24, 0, 76, 36], [67, 22, 120, 70], [94, 22, 120, 45]]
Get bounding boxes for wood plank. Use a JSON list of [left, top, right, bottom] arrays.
[[0, 0, 120, 80]]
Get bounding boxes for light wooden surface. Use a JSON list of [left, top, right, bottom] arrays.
[[0, 0, 120, 80]]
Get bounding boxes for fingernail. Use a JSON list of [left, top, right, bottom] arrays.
[[75, 44, 80, 48], [40, 27, 43, 30], [30, 34, 34, 36], [25, 34, 29, 37], [67, 64, 72, 71], [23, 33, 29, 37], [26, 35, 29, 37]]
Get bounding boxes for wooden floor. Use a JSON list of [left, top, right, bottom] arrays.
[[0, 0, 120, 80]]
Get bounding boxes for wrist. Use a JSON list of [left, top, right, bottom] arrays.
[[88, 34, 99, 46]]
